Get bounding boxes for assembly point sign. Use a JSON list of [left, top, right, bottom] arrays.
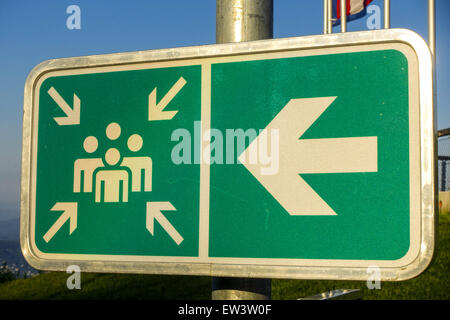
[[20, 29, 436, 281]]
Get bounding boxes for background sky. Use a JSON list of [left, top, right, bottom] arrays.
[[0, 0, 449, 221]]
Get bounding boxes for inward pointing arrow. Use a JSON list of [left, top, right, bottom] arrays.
[[238, 97, 378, 216], [43, 202, 78, 243], [148, 77, 186, 121], [47, 87, 80, 125], [146, 201, 183, 245]]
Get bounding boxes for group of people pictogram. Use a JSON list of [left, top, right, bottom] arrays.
[[73, 122, 152, 202]]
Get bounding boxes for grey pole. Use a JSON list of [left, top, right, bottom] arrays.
[[216, 0, 273, 43], [213, 0, 273, 300]]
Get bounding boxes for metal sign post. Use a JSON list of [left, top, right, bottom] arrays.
[[213, 0, 273, 300]]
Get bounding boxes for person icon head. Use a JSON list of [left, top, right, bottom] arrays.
[[83, 136, 98, 154], [106, 122, 121, 141], [127, 134, 143, 152], [103, 122, 122, 167], [104, 148, 121, 166]]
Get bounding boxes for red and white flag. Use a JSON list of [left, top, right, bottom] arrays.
[[333, 0, 374, 25]]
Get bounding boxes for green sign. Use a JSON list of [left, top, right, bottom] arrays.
[[21, 30, 436, 280], [36, 67, 201, 257]]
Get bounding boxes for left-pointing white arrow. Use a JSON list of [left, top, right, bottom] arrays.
[[238, 97, 378, 216], [146, 201, 183, 245], [48, 87, 80, 125], [43, 202, 78, 243]]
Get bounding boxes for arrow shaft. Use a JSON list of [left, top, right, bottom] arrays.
[[43, 212, 70, 243], [155, 210, 184, 245], [43, 202, 77, 243], [291, 136, 378, 173], [156, 77, 186, 111], [48, 87, 80, 115], [48, 87, 73, 115]]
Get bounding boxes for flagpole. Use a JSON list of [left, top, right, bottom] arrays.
[[384, 0, 390, 29], [340, 0, 347, 32], [324, 0, 333, 34], [428, 0, 435, 57], [327, 0, 333, 33]]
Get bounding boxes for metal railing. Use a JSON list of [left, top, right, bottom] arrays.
[[438, 128, 450, 192], [323, 0, 436, 57]]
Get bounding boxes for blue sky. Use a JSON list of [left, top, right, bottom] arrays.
[[0, 0, 449, 221]]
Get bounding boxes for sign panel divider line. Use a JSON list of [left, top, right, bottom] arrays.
[[199, 63, 211, 260]]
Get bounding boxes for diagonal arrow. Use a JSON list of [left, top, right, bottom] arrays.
[[148, 77, 186, 121], [43, 202, 78, 243], [238, 97, 378, 216], [146, 201, 183, 245], [47, 87, 80, 125]]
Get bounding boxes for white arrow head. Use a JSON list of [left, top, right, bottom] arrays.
[[148, 77, 186, 121], [43, 202, 78, 243], [48, 87, 80, 125], [239, 97, 378, 216], [146, 201, 183, 245]]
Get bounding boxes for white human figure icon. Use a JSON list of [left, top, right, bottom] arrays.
[[121, 134, 152, 192], [94, 123, 130, 203], [95, 147, 130, 203], [73, 136, 104, 193], [75, 123, 151, 202]]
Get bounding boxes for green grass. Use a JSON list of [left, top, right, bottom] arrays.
[[0, 272, 212, 300], [273, 213, 450, 300], [1, 214, 449, 300]]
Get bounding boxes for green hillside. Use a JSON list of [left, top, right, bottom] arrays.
[[1, 214, 449, 300]]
